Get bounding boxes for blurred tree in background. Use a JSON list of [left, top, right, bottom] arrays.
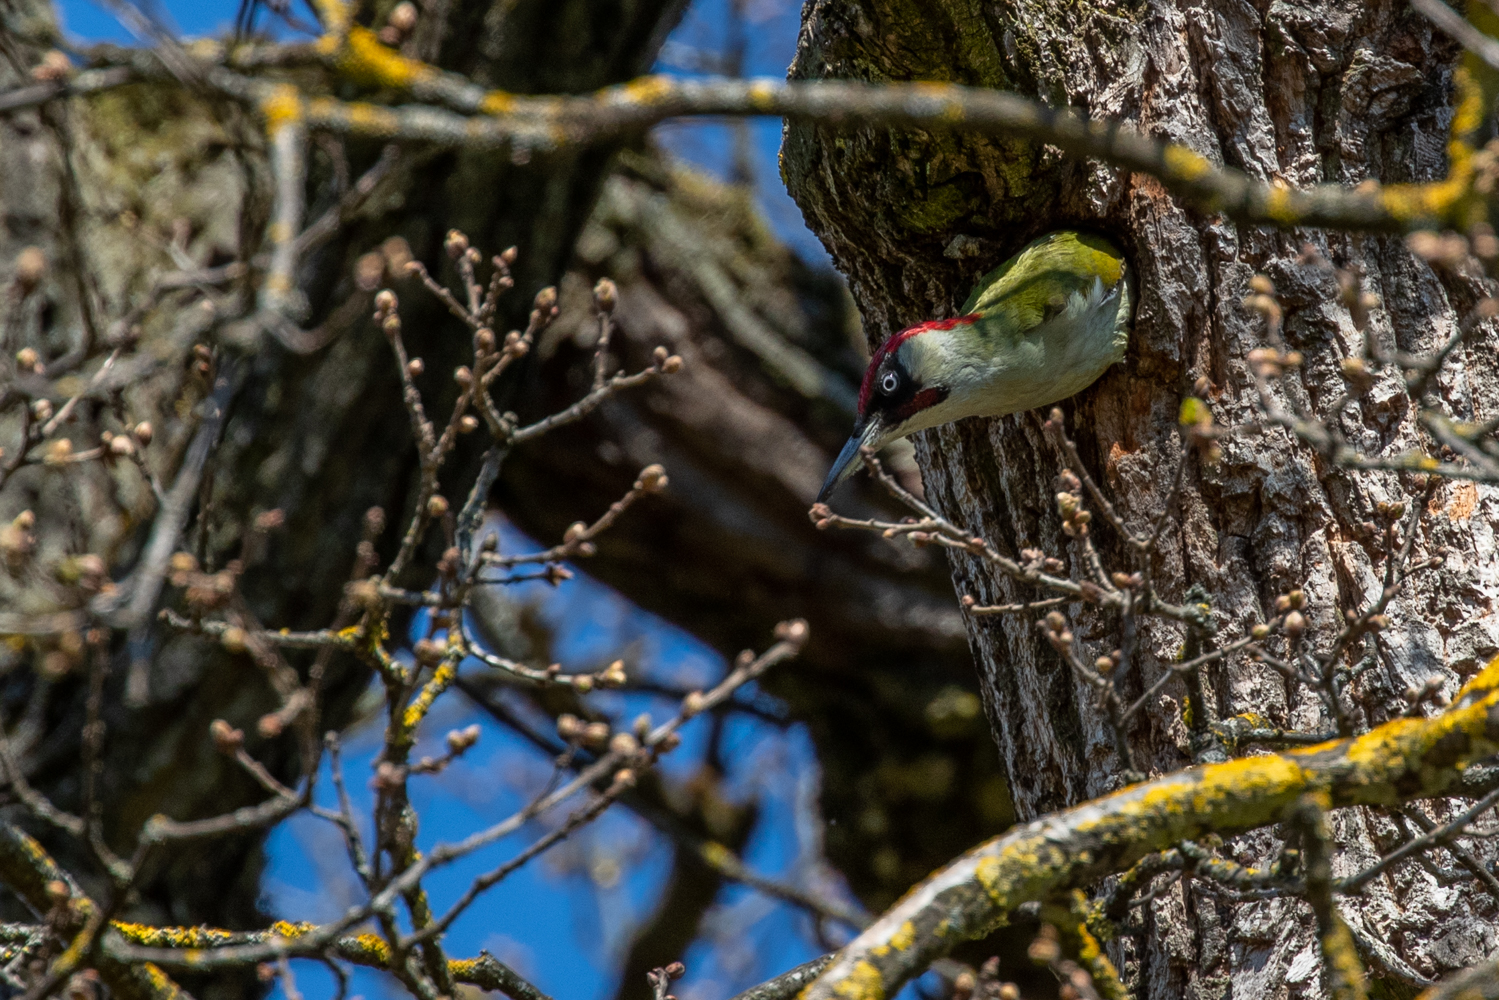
[[0, 0, 1003, 997]]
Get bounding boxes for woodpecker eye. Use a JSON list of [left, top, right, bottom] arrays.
[[880, 371, 900, 395]]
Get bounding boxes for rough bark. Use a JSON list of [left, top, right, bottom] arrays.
[[783, 0, 1499, 995]]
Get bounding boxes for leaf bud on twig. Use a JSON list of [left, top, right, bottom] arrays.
[[557, 714, 584, 741], [582, 721, 611, 749], [636, 465, 668, 493], [426, 495, 449, 518], [599, 660, 628, 687], [210, 719, 244, 755], [446, 724, 480, 754], [220, 626, 248, 654], [444, 229, 469, 259], [355, 252, 385, 291], [593, 278, 618, 312], [373, 761, 405, 792]]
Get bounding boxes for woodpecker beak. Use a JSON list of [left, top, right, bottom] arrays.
[[818, 417, 883, 503]]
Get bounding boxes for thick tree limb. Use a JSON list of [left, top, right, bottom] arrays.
[[3, 42, 1481, 236], [196, 69, 1479, 235], [804, 654, 1499, 1000]]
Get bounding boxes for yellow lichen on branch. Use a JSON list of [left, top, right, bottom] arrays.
[[1378, 67, 1485, 229], [107, 919, 532, 994], [0, 825, 193, 1000], [230, 70, 1480, 234], [801, 654, 1499, 1000], [193, 18, 1491, 239]]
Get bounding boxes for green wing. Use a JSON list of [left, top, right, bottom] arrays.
[[960, 231, 1126, 340]]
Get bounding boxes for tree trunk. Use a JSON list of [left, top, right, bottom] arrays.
[[784, 0, 1499, 994]]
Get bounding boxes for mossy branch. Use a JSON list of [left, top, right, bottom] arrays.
[[4, 34, 1483, 236], [201, 69, 1478, 235], [801, 653, 1499, 1000], [0, 825, 193, 1000]]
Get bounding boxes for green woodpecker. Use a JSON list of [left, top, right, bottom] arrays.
[[818, 230, 1133, 502]]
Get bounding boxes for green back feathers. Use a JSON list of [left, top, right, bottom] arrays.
[[960, 232, 1127, 338]]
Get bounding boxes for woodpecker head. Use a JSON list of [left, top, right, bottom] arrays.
[[816, 230, 1133, 503], [817, 315, 983, 502]]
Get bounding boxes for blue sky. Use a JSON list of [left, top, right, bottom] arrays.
[[47, 2, 864, 997], [248, 518, 852, 1000]]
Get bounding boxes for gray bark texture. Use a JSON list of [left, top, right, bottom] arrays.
[[783, 0, 1499, 996]]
